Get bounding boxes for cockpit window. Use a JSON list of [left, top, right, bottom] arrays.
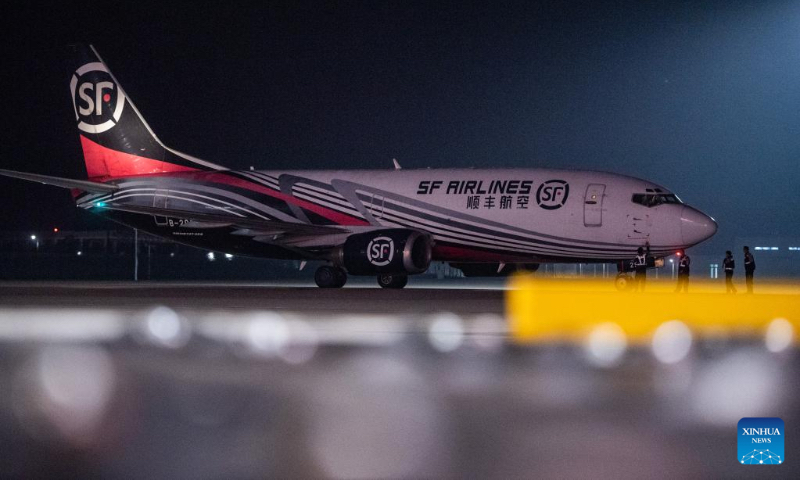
[[631, 193, 683, 207]]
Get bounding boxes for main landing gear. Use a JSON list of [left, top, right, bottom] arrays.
[[314, 265, 347, 288], [313, 266, 409, 289], [377, 274, 408, 289]]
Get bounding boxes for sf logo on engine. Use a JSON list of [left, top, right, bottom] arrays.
[[367, 236, 394, 266], [70, 62, 126, 134], [536, 180, 569, 210]]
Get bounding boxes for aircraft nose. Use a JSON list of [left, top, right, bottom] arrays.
[[680, 206, 717, 245]]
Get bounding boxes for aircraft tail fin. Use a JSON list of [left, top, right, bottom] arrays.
[[68, 44, 226, 180]]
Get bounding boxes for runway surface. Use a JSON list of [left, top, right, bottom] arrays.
[[0, 280, 507, 314], [0, 281, 797, 479]]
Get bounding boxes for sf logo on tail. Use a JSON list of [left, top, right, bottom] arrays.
[[70, 62, 126, 134], [367, 236, 394, 266]]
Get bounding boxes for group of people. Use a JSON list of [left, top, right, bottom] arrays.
[[631, 246, 756, 293], [721, 246, 756, 294]]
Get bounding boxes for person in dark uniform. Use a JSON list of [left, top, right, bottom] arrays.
[[633, 246, 647, 291], [675, 249, 690, 293], [743, 246, 756, 294], [723, 250, 736, 294]]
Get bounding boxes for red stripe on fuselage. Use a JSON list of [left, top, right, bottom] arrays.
[[203, 173, 370, 226], [80, 135, 197, 180]]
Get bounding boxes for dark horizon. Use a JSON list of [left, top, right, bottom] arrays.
[[2, 1, 799, 256]]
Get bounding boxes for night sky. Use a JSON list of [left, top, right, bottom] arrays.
[[2, 1, 799, 254]]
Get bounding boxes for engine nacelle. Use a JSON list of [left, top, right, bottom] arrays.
[[334, 229, 433, 275]]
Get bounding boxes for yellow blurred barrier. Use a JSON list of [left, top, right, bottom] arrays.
[[506, 276, 800, 346]]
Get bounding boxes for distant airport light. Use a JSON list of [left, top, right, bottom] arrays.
[[95, 202, 107, 208], [30, 235, 36, 241], [676, 251, 682, 257], [225, 253, 234, 260], [53, 227, 59, 233], [76, 251, 82, 256], [754, 247, 779, 251], [206, 252, 215, 261], [789, 247, 800, 251]]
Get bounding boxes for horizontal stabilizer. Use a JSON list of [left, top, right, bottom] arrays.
[[0, 169, 118, 193]]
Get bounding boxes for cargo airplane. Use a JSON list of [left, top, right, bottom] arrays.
[[0, 45, 717, 288]]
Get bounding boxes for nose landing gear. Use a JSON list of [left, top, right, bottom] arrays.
[[614, 272, 633, 291]]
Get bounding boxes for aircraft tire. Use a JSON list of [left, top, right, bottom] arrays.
[[377, 274, 408, 289], [614, 273, 632, 291], [332, 267, 347, 288], [315, 266, 345, 288]]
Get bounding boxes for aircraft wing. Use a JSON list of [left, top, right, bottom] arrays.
[[0, 169, 119, 193], [94, 202, 350, 236]]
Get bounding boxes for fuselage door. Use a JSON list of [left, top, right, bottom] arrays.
[[584, 184, 605, 226], [153, 189, 169, 226]]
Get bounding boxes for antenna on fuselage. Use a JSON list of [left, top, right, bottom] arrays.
[[392, 158, 402, 170]]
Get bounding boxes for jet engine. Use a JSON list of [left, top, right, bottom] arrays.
[[333, 229, 433, 275]]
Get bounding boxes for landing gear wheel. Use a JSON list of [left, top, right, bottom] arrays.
[[315, 266, 347, 288], [332, 267, 347, 288], [377, 274, 408, 289], [614, 273, 632, 291]]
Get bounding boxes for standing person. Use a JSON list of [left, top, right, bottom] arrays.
[[675, 249, 690, 293], [743, 246, 756, 293], [633, 247, 647, 291], [723, 250, 736, 294]]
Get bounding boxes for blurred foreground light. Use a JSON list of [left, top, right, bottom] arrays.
[[142, 306, 190, 349], [15, 346, 116, 446], [584, 322, 627, 368], [652, 321, 692, 364], [765, 318, 793, 353], [246, 312, 290, 358], [280, 319, 319, 364], [0, 309, 125, 342], [468, 314, 506, 351], [428, 313, 464, 352]]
